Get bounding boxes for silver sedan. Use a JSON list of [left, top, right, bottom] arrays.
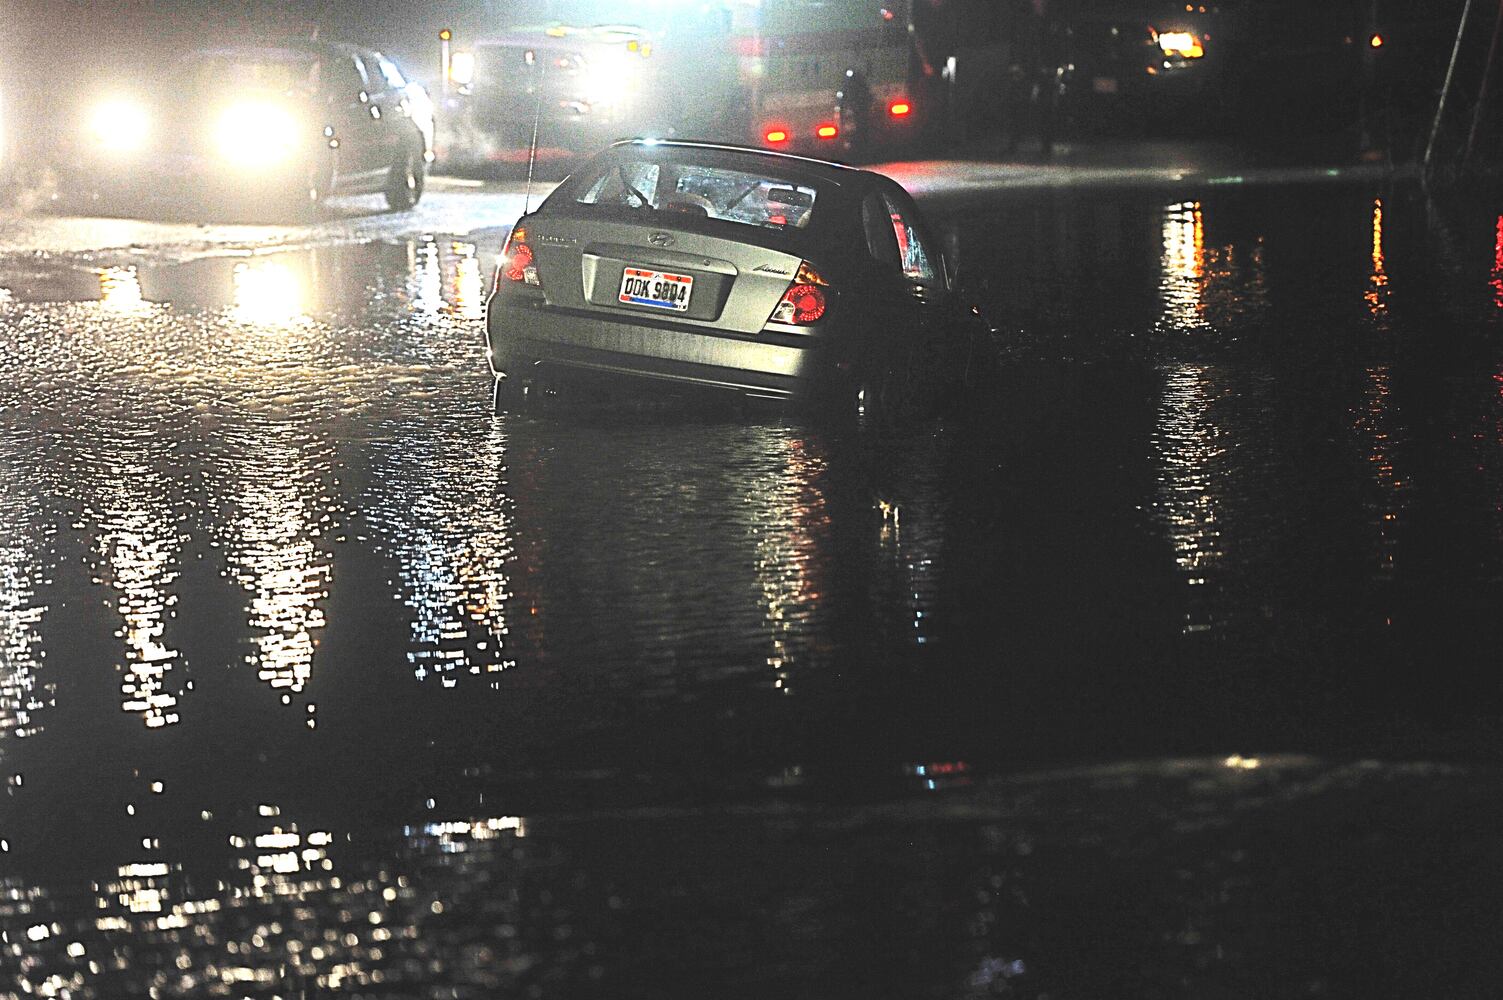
[[485, 139, 978, 421]]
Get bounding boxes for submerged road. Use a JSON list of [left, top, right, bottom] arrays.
[[3, 158, 1503, 996]]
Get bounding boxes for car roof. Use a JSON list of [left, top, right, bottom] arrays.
[[604, 139, 868, 188], [477, 24, 651, 48], [185, 46, 322, 61], [185, 40, 372, 62]]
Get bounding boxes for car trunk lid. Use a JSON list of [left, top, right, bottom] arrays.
[[525, 215, 806, 334]]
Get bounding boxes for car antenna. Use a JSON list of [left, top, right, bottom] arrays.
[[524, 51, 547, 215]]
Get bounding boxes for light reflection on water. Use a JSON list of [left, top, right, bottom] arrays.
[[408, 239, 485, 321], [1157, 198, 1269, 338], [97, 266, 150, 315], [1366, 198, 1390, 320], [1152, 364, 1225, 632], [3, 760, 1496, 999], [363, 421, 517, 686], [2, 189, 1503, 994], [750, 433, 828, 695], [1356, 367, 1407, 584], [103, 506, 188, 728], [80, 449, 191, 730], [0, 444, 52, 746], [230, 257, 312, 327], [1492, 215, 1503, 311], [1148, 197, 1278, 633], [211, 428, 335, 715], [1159, 200, 1206, 332]]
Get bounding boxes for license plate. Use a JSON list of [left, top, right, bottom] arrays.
[[1092, 76, 1119, 94], [618, 267, 693, 312]]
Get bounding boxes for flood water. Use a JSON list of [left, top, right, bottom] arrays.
[[2, 181, 1503, 996]]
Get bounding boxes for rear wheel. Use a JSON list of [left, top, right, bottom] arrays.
[[384, 145, 425, 212]]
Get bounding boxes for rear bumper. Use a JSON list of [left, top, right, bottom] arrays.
[[487, 295, 838, 401]]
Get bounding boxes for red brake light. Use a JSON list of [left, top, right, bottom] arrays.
[[1369, 32, 1384, 48], [500, 224, 539, 285], [888, 100, 912, 117], [784, 284, 826, 323], [765, 128, 790, 144], [816, 122, 839, 139], [769, 261, 829, 326]]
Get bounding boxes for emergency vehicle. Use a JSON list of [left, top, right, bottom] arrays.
[[435, 0, 928, 168]]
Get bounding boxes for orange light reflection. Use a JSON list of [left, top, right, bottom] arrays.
[[1365, 198, 1389, 318], [1491, 215, 1502, 310]]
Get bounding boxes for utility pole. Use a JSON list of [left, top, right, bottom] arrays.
[[1424, 0, 1476, 179], [1462, 0, 1503, 169]]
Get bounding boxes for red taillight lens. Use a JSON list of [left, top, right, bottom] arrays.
[[764, 127, 790, 144], [888, 99, 912, 117], [499, 224, 540, 286], [785, 284, 826, 323], [815, 122, 838, 139], [769, 261, 829, 326]]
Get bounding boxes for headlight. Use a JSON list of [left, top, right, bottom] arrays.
[[89, 99, 151, 153], [215, 102, 302, 167], [449, 50, 475, 87], [580, 54, 638, 107], [1157, 30, 1205, 59]]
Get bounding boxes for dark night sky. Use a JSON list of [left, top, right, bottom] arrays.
[[2, 0, 521, 85]]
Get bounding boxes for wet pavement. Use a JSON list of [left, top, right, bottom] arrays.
[[2, 168, 1503, 996]]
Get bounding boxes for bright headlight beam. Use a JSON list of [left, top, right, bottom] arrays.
[[449, 51, 475, 86], [90, 99, 151, 153], [1157, 31, 1204, 58], [216, 102, 301, 167]]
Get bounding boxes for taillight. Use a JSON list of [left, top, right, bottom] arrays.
[[764, 127, 790, 144], [769, 261, 829, 326], [815, 122, 839, 139], [499, 223, 540, 286], [888, 99, 912, 117]]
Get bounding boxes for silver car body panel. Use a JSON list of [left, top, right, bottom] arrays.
[[526, 216, 806, 334], [489, 295, 829, 399]]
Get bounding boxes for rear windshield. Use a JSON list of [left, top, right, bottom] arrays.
[[575, 156, 819, 230]]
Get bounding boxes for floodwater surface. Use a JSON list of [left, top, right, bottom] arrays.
[[2, 182, 1502, 996]]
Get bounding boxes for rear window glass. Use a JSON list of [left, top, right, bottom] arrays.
[[576, 157, 818, 230]]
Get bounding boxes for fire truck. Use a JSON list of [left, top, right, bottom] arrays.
[[434, 0, 937, 170]]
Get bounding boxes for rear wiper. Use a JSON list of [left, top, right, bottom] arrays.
[[617, 165, 655, 210], [720, 180, 761, 217]]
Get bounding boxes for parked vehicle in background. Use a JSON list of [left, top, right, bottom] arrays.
[[1034, 0, 1465, 144], [1040, 0, 1241, 133], [437, 0, 929, 171], [486, 139, 976, 421], [58, 41, 434, 216], [437, 23, 665, 170]]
